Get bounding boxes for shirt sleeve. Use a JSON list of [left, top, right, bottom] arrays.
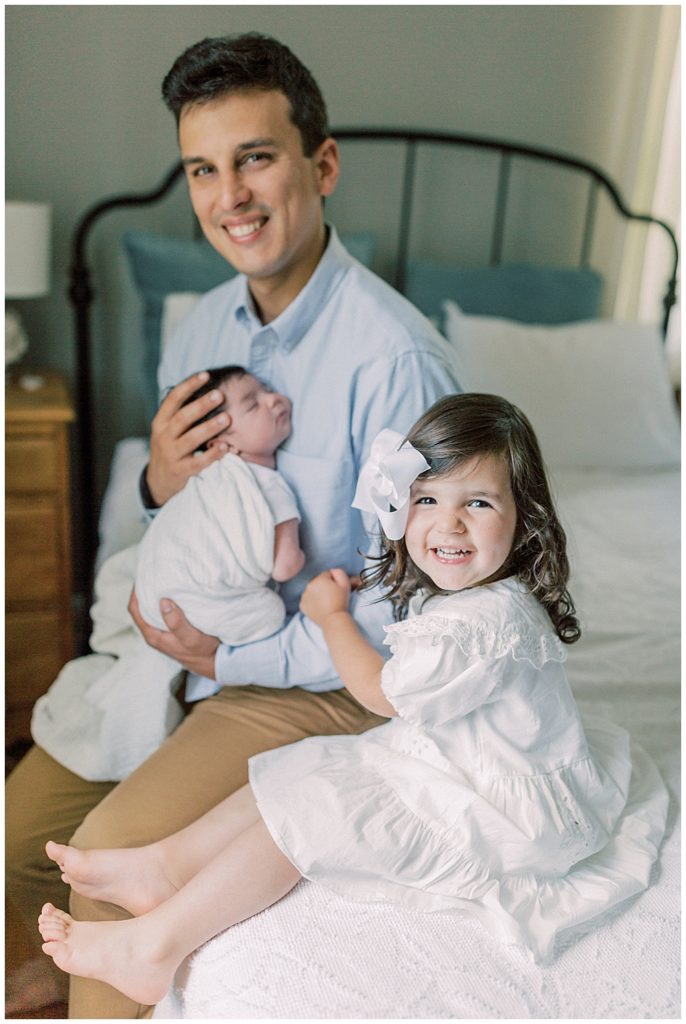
[[351, 345, 459, 469], [214, 582, 391, 690]]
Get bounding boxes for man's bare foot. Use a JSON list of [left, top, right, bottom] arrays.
[[5, 956, 64, 1014], [38, 903, 177, 1005], [45, 840, 178, 916]]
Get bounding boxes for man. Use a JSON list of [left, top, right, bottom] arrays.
[[6, 33, 458, 1018]]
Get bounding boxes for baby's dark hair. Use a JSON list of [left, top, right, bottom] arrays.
[[161, 33, 329, 157], [181, 365, 247, 451], [361, 393, 581, 644]]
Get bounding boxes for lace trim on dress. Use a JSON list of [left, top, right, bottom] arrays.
[[384, 615, 566, 669]]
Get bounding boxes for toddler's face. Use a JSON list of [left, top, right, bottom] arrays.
[[404, 454, 517, 592], [207, 373, 292, 462]]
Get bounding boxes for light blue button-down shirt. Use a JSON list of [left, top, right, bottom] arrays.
[[158, 227, 459, 699]]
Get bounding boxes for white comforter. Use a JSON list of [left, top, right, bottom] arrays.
[[154, 467, 681, 1019]]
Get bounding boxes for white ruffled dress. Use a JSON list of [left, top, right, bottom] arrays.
[[249, 578, 667, 961]]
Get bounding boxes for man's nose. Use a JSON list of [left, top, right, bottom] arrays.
[[217, 168, 251, 209]]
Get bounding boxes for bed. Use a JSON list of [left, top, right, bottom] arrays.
[[67, 131, 680, 1019]]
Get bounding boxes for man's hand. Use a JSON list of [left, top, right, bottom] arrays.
[[146, 372, 230, 506], [300, 568, 352, 627], [128, 589, 220, 679]]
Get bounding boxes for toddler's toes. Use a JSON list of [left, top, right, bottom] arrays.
[[38, 903, 72, 937], [39, 921, 65, 942], [45, 840, 67, 866], [46, 904, 72, 924]]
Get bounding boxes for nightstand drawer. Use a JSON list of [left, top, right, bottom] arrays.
[[6, 436, 60, 493], [6, 610, 65, 703], [5, 370, 75, 743], [6, 502, 61, 602]]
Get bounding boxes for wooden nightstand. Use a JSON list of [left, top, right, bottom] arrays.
[[5, 370, 75, 744]]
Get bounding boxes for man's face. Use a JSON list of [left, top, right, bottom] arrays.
[[179, 90, 339, 314]]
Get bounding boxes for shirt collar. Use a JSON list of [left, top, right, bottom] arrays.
[[234, 226, 353, 350]]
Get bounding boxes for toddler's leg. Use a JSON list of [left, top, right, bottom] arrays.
[[39, 818, 300, 1006], [45, 783, 261, 915], [66, 683, 382, 1019]]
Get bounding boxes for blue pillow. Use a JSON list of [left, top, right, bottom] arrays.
[[123, 229, 377, 424], [339, 231, 376, 268], [404, 260, 603, 329]]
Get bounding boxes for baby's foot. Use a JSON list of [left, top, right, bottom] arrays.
[[45, 840, 178, 916], [38, 903, 177, 1006]]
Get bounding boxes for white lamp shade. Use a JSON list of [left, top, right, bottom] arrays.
[[5, 201, 51, 298]]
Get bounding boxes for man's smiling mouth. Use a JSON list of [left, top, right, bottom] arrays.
[[226, 217, 268, 239]]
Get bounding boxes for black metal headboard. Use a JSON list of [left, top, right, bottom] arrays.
[[68, 129, 679, 590]]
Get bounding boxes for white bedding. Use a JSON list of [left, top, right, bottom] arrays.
[[148, 465, 680, 1019]]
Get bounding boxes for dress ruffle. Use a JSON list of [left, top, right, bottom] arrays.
[[385, 614, 566, 669]]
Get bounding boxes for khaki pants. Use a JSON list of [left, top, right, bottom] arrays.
[[5, 684, 383, 1019]]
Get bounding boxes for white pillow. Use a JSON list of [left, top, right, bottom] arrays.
[[161, 292, 202, 354], [96, 438, 150, 570], [443, 300, 680, 469]]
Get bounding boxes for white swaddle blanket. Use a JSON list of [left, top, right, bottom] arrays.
[[135, 454, 285, 639], [31, 456, 286, 782]]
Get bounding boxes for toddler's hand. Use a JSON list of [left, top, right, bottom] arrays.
[[300, 568, 352, 626]]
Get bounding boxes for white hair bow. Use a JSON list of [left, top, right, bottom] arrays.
[[352, 428, 430, 540]]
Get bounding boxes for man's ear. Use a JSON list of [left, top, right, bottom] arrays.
[[314, 137, 340, 198]]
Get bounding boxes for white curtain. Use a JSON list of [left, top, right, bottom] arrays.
[[638, 35, 681, 382], [613, 6, 680, 373]]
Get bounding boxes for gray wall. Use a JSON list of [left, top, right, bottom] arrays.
[[5, 5, 669, 529]]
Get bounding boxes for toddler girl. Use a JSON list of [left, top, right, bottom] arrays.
[[38, 393, 667, 1004]]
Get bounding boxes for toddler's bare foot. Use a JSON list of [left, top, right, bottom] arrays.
[[45, 840, 178, 916], [38, 903, 177, 1006]]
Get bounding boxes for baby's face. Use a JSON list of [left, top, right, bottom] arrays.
[[206, 373, 292, 463]]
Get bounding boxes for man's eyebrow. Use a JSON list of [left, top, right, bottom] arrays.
[[236, 137, 278, 152]]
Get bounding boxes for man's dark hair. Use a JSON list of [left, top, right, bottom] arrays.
[[161, 32, 329, 156]]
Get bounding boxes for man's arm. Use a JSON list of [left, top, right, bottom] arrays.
[[129, 571, 392, 689]]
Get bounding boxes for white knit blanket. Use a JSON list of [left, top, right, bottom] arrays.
[[30, 544, 186, 780], [31, 457, 285, 782]]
